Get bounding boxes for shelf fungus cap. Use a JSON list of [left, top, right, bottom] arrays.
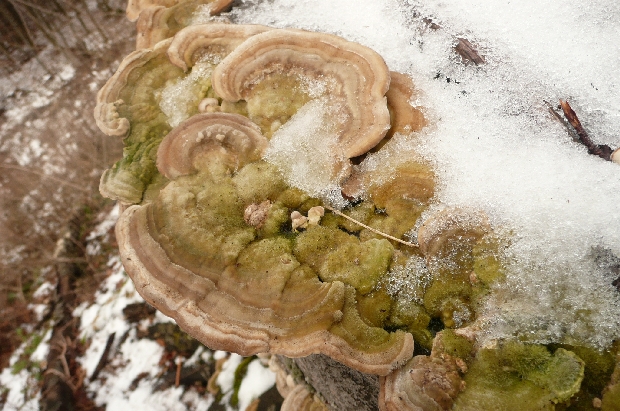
[[417, 208, 490, 259], [281, 385, 328, 411], [94, 39, 172, 138], [157, 112, 268, 179], [167, 23, 272, 71], [211, 28, 392, 158], [385, 71, 427, 139], [127, 0, 232, 22], [134, 0, 236, 50], [379, 354, 465, 411], [379, 330, 466, 411]]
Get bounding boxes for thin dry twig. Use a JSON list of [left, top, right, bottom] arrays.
[[175, 357, 183, 388], [323, 205, 418, 248], [544, 100, 580, 142]]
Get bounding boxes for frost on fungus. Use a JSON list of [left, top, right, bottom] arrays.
[[96, 4, 620, 409]]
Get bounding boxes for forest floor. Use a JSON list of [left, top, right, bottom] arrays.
[[0, 1, 281, 410]]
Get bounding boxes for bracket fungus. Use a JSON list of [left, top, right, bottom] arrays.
[[95, 12, 620, 409], [127, 0, 233, 22], [116, 110, 414, 375], [134, 0, 235, 49], [211, 28, 391, 157], [380, 330, 590, 411], [95, 24, 269, 204]]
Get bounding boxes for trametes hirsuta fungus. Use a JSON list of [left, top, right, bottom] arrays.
[[127, 0, 233, 22], [94, 24, 269, 204], [96, 12, 619, 409], [134, 0, 235, 49], [116, 111, 414, 374], [211, 28, 392, 155]]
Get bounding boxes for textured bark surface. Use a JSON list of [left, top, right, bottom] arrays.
[[276, 354, 380, 411]]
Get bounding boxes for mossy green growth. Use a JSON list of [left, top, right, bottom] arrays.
[[423, 276, 473, 328], [230, 356, 256, 408], [153, 170, 256, 276], [257, 202, 291, 238], [439, 329, 474, 362], [553, 345, 618, 411], [232, 161, 289, 205], [232, 237, 300, 301], [454, 342, 585, 411], [388, 299, 433, 349], [557, 345, 616, 394], [245, 73, 312, 138], [601, 377, 620, 411], [104, 51, 187, 204], [357, 289, 393, 328], [103, 119, 170, 203], [329, 287, 398, 352], [472, 233, 506, 285], [294, 225, 394, 294]]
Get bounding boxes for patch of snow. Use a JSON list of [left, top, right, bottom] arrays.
[[77, 257, 144, 376], [86, 203, 120, 255], [153, 308, 178, 324], [31, 93, 51, 109], [185, 346, 206, 367], [59, 65, 76, 81], [0, 329, 50, 411], [263, 98, 350, 208], [159, 60, 215, 128], [237, 359, 276, 411], [0, 368, 40, 411], [216, 354, 243, 395], [30, 329, 52, 364], [32, 281, 55, 299], [28, 303, 49, 323]]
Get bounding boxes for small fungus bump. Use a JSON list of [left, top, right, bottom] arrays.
[[199, 97, 220, 113], [291, 211, 308, 231], [244, 200, 272, 229]]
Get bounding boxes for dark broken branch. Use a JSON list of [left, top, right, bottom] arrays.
[[559, 99, 615, 162], [90, 332, 115, 381]]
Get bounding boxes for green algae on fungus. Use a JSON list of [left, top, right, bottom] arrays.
[[95, 24, 270, 204], [293, 224, 394, 294], [115, 112, 414, 375], [452, 342, 585, 410], [380, 332, 588, 411]]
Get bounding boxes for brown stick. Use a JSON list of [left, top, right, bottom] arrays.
[[175, 357, 182, 388], [560, 99, 613, 161]]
